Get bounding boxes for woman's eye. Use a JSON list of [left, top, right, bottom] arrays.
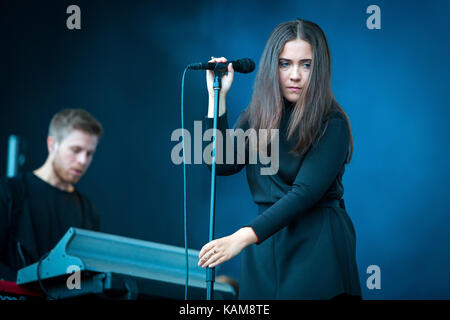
[[279, 61, 290, 68], [303, 63, 311, 69]]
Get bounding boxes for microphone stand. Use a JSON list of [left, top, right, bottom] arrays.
[[206, 66, 225, 300]]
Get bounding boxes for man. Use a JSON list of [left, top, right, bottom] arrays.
[[0, 109, 102, 281]]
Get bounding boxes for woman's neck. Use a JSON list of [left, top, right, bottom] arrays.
[[283, 97, 295, 110]]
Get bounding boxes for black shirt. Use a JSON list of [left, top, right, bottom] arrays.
[[0, 172, 100, 281]]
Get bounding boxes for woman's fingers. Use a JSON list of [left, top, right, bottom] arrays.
[[199, 250, 222, 268], [209, 56, 227, 63], [199, 246, 217, 266], [206, 57, 227, 88], [212, 57, 227, 63], [198, 229, 252, 269], [228, 61, 234, 72], [199, 240, 215, 258], [199, 247, 220, 268], [198, 239, 226, 268], [206, 57, 230, 81], [198, 247, 213, 263], [209, 255, 227, 268]]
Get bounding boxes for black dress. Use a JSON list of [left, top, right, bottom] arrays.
[[204, 101, 362, 300]]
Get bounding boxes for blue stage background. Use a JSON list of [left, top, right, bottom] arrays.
[[1, 0, 449, 299]]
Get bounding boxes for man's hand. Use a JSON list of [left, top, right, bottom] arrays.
[[198, 227, 258, 268]]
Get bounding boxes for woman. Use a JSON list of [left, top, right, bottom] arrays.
[[198, 19, 362, 300]]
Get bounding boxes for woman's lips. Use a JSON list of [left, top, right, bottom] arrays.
[[287, 87, 301, 92]]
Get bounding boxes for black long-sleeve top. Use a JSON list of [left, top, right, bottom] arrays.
[[203, 103, 349, 244]]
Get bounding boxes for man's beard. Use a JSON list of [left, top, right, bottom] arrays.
[[52, 154, 80, 185]]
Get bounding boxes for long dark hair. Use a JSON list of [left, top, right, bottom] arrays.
[[238, 19, 353, 164]]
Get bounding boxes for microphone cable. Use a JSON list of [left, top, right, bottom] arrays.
[[181, 67, 189, 300]]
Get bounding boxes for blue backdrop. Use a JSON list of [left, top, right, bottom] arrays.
[[1, 0, 449, 299]]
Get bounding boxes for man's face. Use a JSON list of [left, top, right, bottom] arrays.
[[51, 130, 99, 185]]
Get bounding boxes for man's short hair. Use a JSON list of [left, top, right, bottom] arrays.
[[48, 109, 103, 142]]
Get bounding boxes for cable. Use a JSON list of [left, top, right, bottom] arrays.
[[181, 67, 189, 300], [37, 252, 56, 300]]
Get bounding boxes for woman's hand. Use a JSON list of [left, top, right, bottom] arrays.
[[206, 56, 235, 98], [198, 227, 258, 268]]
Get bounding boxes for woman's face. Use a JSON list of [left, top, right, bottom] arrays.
[[278, 39, 312, 103]]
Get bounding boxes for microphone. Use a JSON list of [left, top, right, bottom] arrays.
[[187, 58, 255, 73]]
